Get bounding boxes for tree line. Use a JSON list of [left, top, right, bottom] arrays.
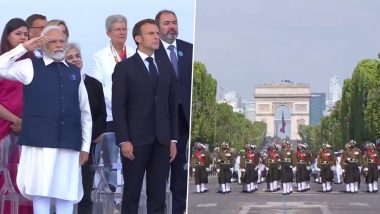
[[299, 55, 380, 154], [191, 62, 266, 151]]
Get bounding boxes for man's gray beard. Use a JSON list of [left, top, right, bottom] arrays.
[[45, 51, 65, 61]]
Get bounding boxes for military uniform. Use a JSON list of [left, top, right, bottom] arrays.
[[362, 143, 379, 192], [317, 144, 335, 192], [279, 142, 294, 195], [293, 144, 311, 192], [216, 143, 233, 193], [240, 145, 260, 193], [191, 143, 211, 193], [265, 145, 280, 192], [341, 140, 361, 193]]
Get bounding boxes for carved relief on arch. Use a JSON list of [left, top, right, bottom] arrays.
[[295, 104, 308, 112], [297, 119, 305, 126], [272, 102, 293, 114], [257, 104, 270, 113]]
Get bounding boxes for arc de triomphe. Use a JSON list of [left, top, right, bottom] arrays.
[[254, 82, 310, 140]]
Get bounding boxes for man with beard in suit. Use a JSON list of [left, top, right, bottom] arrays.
[[155, 10, 193, 214]]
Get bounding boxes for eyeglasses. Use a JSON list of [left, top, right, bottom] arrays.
[[30, 26, 45, 30], [65, 53, 82, 61]]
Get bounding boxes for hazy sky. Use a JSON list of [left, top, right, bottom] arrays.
[[1, 0, 195, 73], [194, 0, 380, 101]]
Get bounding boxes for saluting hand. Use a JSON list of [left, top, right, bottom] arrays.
[[22, 36, 49, 51]]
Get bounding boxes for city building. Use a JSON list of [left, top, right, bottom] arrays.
[[309, 93, 326, 125]]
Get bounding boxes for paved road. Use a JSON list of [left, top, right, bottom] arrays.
[[188, 176, 380, 214]]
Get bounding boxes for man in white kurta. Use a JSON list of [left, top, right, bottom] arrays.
[[0, 27, 91, 214]]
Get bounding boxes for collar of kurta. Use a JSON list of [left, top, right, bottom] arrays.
[[42, 55, 69, 67]]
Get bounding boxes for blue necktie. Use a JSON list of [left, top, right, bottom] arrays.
[[146, 57, 158, 88], [168, 45, 179, 78]]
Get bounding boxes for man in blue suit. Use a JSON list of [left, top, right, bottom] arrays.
[[155, 10, 193, 214], [112, 19, 178, 214]]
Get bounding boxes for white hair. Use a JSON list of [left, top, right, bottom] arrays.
[[65, 42, 81, 53], [41, 26, 66, 61], [41, 25, 62, 36]]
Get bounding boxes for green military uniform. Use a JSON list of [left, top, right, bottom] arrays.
[[362, 143, 380, 192], [216, 142, 233, 193]]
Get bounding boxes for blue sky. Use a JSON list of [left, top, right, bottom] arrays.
[[1, 0, 195, 73], [194, 0, 380, 100]]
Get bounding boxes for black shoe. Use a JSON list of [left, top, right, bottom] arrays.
[[108, 184, 116, 193]]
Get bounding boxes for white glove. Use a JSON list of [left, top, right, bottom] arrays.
[[378, 165, 380, 170], [265, 167, 269, 171], [230, 168, 234, 171], [364, 167, 368, 172], [292, 167, 297, 173], [255, 166, 259, 170], [240, 169, 246, 173], [306, 166, 311, 171], [217, 169, 220, 173], [342, 169, 345, 173], [358, 166, 362, 172], [330, 166, 335, 171], [289, 165, 293, 169], [316, 168, 321, 172], [192, 168, 196, 172], [278, 165, 281, 170]]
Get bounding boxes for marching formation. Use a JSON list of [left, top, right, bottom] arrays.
[[191, 139, 380, 195]]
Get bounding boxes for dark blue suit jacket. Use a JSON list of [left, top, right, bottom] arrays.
[[112, 52, 178, 147], [157, 40, 193, 125]]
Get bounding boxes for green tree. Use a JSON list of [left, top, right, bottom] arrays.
[[191, 62, 217, 145]]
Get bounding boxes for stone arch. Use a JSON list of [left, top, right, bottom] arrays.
[[254, 82, 310, 140]]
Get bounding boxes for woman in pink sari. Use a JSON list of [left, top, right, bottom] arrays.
[[0, 18, 33, 214]]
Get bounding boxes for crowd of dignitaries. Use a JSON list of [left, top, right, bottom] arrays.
[[0, 9, 192, 214], [191, 139, 380, 196]]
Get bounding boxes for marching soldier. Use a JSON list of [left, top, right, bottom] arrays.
[[341, 140, 362, 193], [293, 143, 311, 192], [216, 142, 233, 194], [265, 144, 280, 192], [240, 144, 260, 193], [317, 143, 335, 192], [362, 142, 379, 193], [279, 141, 294, 195], [191, 142, 211, 193]]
